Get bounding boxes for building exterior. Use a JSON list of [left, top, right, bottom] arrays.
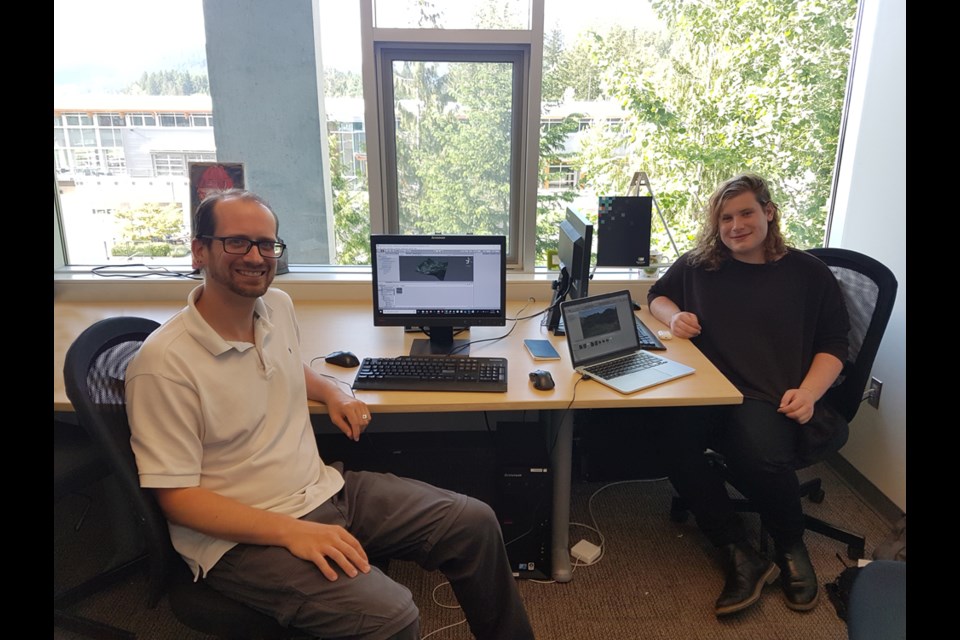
[[54, 94, 625, 264]]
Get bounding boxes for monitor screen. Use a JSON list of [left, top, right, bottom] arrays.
[[546, 207, 594, 333], [370, 234, 507, 356]]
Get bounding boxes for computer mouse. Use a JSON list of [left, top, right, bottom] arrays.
[[632, 301, 642, 311], [529, 369, 555, 391], [324, 350, 360, 368]]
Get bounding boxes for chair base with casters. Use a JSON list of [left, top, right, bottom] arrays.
[[669, 478, 867, 560], [669, 449, 867, 560]]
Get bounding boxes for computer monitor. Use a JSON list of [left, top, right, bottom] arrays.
[[370, 234, 507, 356], [546, 207, 594, 333]]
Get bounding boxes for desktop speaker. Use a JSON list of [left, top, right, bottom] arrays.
[[596, 196, 653, 267]]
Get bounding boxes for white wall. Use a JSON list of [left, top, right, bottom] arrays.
[[829, 0, 906, 511]]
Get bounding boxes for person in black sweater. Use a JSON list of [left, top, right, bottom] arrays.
[[648, 173, 848, 616]]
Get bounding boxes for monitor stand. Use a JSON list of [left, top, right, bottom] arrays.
[[409, 326, 471, 356], [545, 269, 569, 336]]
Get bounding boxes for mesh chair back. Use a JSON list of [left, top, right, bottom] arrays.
[[808, 248, 898, 424], [63, 317, 173, 607]]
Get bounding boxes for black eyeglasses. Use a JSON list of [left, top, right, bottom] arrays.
[[201, 235, 286, 258]]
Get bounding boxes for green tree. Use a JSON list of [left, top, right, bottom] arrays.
[[329, 135, 371, 264], [111, 203, 189, 257], [324, 69, 362, 97], [535, 115, 583, 265], [127, 70, 209, 95], [577, 0, 858, 254]]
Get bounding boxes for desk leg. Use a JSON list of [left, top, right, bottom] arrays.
[[548, 409, 572, 583]]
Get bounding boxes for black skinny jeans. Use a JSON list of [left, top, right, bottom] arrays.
[[657, 398, 806, 549]]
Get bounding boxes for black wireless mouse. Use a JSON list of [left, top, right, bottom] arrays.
[[325, 350, 360, 368], [529, 369, 555, 391]]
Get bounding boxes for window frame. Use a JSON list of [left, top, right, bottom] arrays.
[[360, 0, 544, 271]]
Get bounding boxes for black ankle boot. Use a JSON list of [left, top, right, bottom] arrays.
[[776, 541, 819, 611], [715, 542, 780, 616]]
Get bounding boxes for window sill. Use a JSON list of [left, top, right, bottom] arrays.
[[53, 265, 660, 303]]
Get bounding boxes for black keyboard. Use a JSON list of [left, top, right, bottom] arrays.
[[554, 315, 666, 351], [352, 356, 508, 392]]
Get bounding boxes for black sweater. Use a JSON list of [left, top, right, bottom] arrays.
[[648, 248, 849, 406]]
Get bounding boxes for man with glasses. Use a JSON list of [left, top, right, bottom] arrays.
[[125, 189, 534, 640]]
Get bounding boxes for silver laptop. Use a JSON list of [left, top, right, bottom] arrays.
[[560, 290, 695, 394]]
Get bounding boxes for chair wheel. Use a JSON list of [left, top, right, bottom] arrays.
[[808, 488, 826, 503]]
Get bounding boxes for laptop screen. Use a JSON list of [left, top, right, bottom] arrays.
[[562, 291, 640, 366]]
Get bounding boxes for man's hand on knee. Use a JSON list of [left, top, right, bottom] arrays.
[[283, 521, 371, 581]]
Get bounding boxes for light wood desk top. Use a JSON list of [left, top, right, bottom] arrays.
[[54, 299, 742, 413]]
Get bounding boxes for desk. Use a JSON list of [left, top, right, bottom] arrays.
[[54, 298, 742, 582]]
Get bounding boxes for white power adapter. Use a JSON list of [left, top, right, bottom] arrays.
[[570, 539, 602, 564]]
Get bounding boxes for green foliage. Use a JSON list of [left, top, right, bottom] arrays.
[[127, 70, 209, 96], [577, 0, 858, 253], [324, 0, 857, 265], [393, 59, 513, 238], [325, 69, 362, 97], [329, 135, 371, 264], [536, 115, 583, 265], [113, 203, 187, 245], [111, 242, 190, 258]]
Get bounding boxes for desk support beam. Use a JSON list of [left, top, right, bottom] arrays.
[[548, 409, 573, 582]]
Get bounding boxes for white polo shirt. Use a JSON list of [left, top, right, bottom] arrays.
[[126, 286, 344, 579]]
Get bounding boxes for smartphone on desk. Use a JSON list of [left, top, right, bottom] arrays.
[[524, 339, 561, 361]]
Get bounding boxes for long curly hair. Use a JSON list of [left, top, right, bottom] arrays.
[[687, 173, 787, 270]]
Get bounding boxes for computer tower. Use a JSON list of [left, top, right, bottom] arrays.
[[495, 422, 552, 580], [596, 196, 653, 267]]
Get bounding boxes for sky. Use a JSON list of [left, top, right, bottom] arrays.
[[53, 0, 660, 92]]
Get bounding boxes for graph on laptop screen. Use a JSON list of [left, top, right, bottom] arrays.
[[370, 234, 506, 356]]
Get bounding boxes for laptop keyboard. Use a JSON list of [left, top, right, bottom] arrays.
[[584, 351, 666, 380]]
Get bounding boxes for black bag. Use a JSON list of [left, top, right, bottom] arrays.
[[826, 516, 906, 622], [825, 564, 862, 621]]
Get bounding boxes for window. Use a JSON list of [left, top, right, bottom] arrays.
[[55, 0, 860, 273], [152, 153, 186, 176], [362, 1, 542, 268], [128, 112, 157, 127], [191, 113, 213, 127], [159, 112, 190, 127], [97, 113, 124, 127], [545, 164, 577, 190]]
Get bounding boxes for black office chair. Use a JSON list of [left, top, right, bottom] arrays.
[[671, 247, 898, 559], [55, 417, 142, 640], [63, 316, 305, 639]]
